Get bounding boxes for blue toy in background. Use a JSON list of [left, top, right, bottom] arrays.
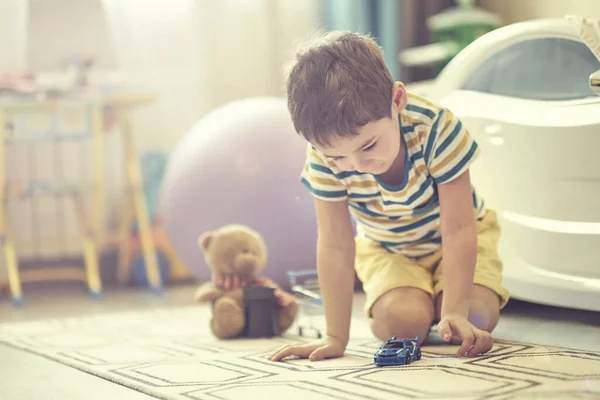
[[131, 151, 168, 233], [374, 335, 422, 366], [130, 252, 171, 287]]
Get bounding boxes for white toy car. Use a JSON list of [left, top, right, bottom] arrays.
[[428, 18, 600, 312]]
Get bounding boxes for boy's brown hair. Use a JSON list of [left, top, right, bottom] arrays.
[[284, 30, 394, 147]]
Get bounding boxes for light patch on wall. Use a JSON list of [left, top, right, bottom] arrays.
[[28, 0, 115, 70]]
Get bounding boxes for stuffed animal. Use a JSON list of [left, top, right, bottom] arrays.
[[194, 224, 298, 339]]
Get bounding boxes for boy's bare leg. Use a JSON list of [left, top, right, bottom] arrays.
[[371, 287, 435, 344], [435, 284, 500, 333]]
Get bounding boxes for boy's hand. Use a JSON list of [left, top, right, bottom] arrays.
[[268, 335, 346, 362], [437, 314, 494, 358]]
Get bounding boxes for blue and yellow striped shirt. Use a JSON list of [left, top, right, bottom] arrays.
[[300, 92, 486, 257]]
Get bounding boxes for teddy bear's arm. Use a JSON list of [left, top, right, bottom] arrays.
[[194, 283, 223, 302]]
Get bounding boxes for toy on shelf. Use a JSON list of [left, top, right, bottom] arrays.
[[399, 0, 502, 75], [193, 224, 298, 339], [374, 335, 422, 367], [287, 269, 323, 338]]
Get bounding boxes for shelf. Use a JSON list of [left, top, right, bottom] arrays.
[[0, 267, 87, 286], [0, 231, 124, 255], [5, 130, 92, 143], [5, 181, 93, 200]]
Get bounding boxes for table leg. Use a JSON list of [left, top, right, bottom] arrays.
[[72, 193, 102, 299], [116, 189, 134, 285], [4, 228, 22, 307], [0, 110, 23, 306], [123, 114, 162, 292], [82, 238, 102, 298], [86, 103, 105, 297]]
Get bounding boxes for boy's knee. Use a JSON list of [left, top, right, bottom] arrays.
[[469, 289, 501, 332], [435, 285, 501, 333], [371, 310, 431, 344], [370, 288, 434, 343]]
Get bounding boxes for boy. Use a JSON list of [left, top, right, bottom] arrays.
[[233, 29, 505, 362], [265, 30, 510, 362]]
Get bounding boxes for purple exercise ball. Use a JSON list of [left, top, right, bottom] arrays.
[[159, 97, 318, 290]]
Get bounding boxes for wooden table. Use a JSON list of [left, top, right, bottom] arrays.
[[0, 93, 163, 305]]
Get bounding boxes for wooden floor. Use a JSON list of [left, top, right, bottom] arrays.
[[1, 283, 599, 400]]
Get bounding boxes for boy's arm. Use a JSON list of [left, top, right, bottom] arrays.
[[424, 108, 480, 318], [268, 197, 355, 362], [437, 169, 477, 319], [424, 107, 493, 357], [313, 197, 356, 347], [269, 143, 355, 361]]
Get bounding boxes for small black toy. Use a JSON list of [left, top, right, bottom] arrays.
[[244, 286, 280, 338]]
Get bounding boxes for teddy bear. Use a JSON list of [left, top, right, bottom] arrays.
[[193, 224, 298, 339]]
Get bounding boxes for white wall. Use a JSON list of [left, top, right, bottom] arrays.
[[28, 0, 116, 70], [27, 0, 320, 152], [480, 0, 600, 23], [2, 0, 321, 260], [0, 1, 29, 70]]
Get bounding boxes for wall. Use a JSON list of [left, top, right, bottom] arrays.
[[480, 0, 600, 23], [0, 1, 29, 70], [28, 0, 115, 70], [2, 0, 321, 260]]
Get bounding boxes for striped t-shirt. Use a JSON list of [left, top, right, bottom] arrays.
[[300, 92, 486, 257]]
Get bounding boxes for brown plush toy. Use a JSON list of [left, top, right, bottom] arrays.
[[194, 224, 298, 339]]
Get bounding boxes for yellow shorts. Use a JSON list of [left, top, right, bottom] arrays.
[[355, 209, 510, 317]]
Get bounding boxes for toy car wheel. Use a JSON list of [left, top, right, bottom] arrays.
[[416, 349, 421, 360], [406, 353, 412, 364]]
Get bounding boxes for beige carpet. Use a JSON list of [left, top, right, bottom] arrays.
[[0, 305, 599, 400]]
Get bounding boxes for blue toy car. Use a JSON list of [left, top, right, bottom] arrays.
[[374, 335, 422, 366]]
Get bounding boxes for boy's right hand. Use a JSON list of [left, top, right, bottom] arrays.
[[268, 335, 346, 362]]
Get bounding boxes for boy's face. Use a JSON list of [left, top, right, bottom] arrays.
[[313, 82, 408, 176]]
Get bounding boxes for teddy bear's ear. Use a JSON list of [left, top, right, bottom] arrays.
[[198, 232, 213, 251]]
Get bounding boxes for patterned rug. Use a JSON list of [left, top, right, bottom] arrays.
[[0, 305, 599, 400]]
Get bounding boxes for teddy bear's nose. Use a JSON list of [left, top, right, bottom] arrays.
[[234, 253, 256, 273]]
